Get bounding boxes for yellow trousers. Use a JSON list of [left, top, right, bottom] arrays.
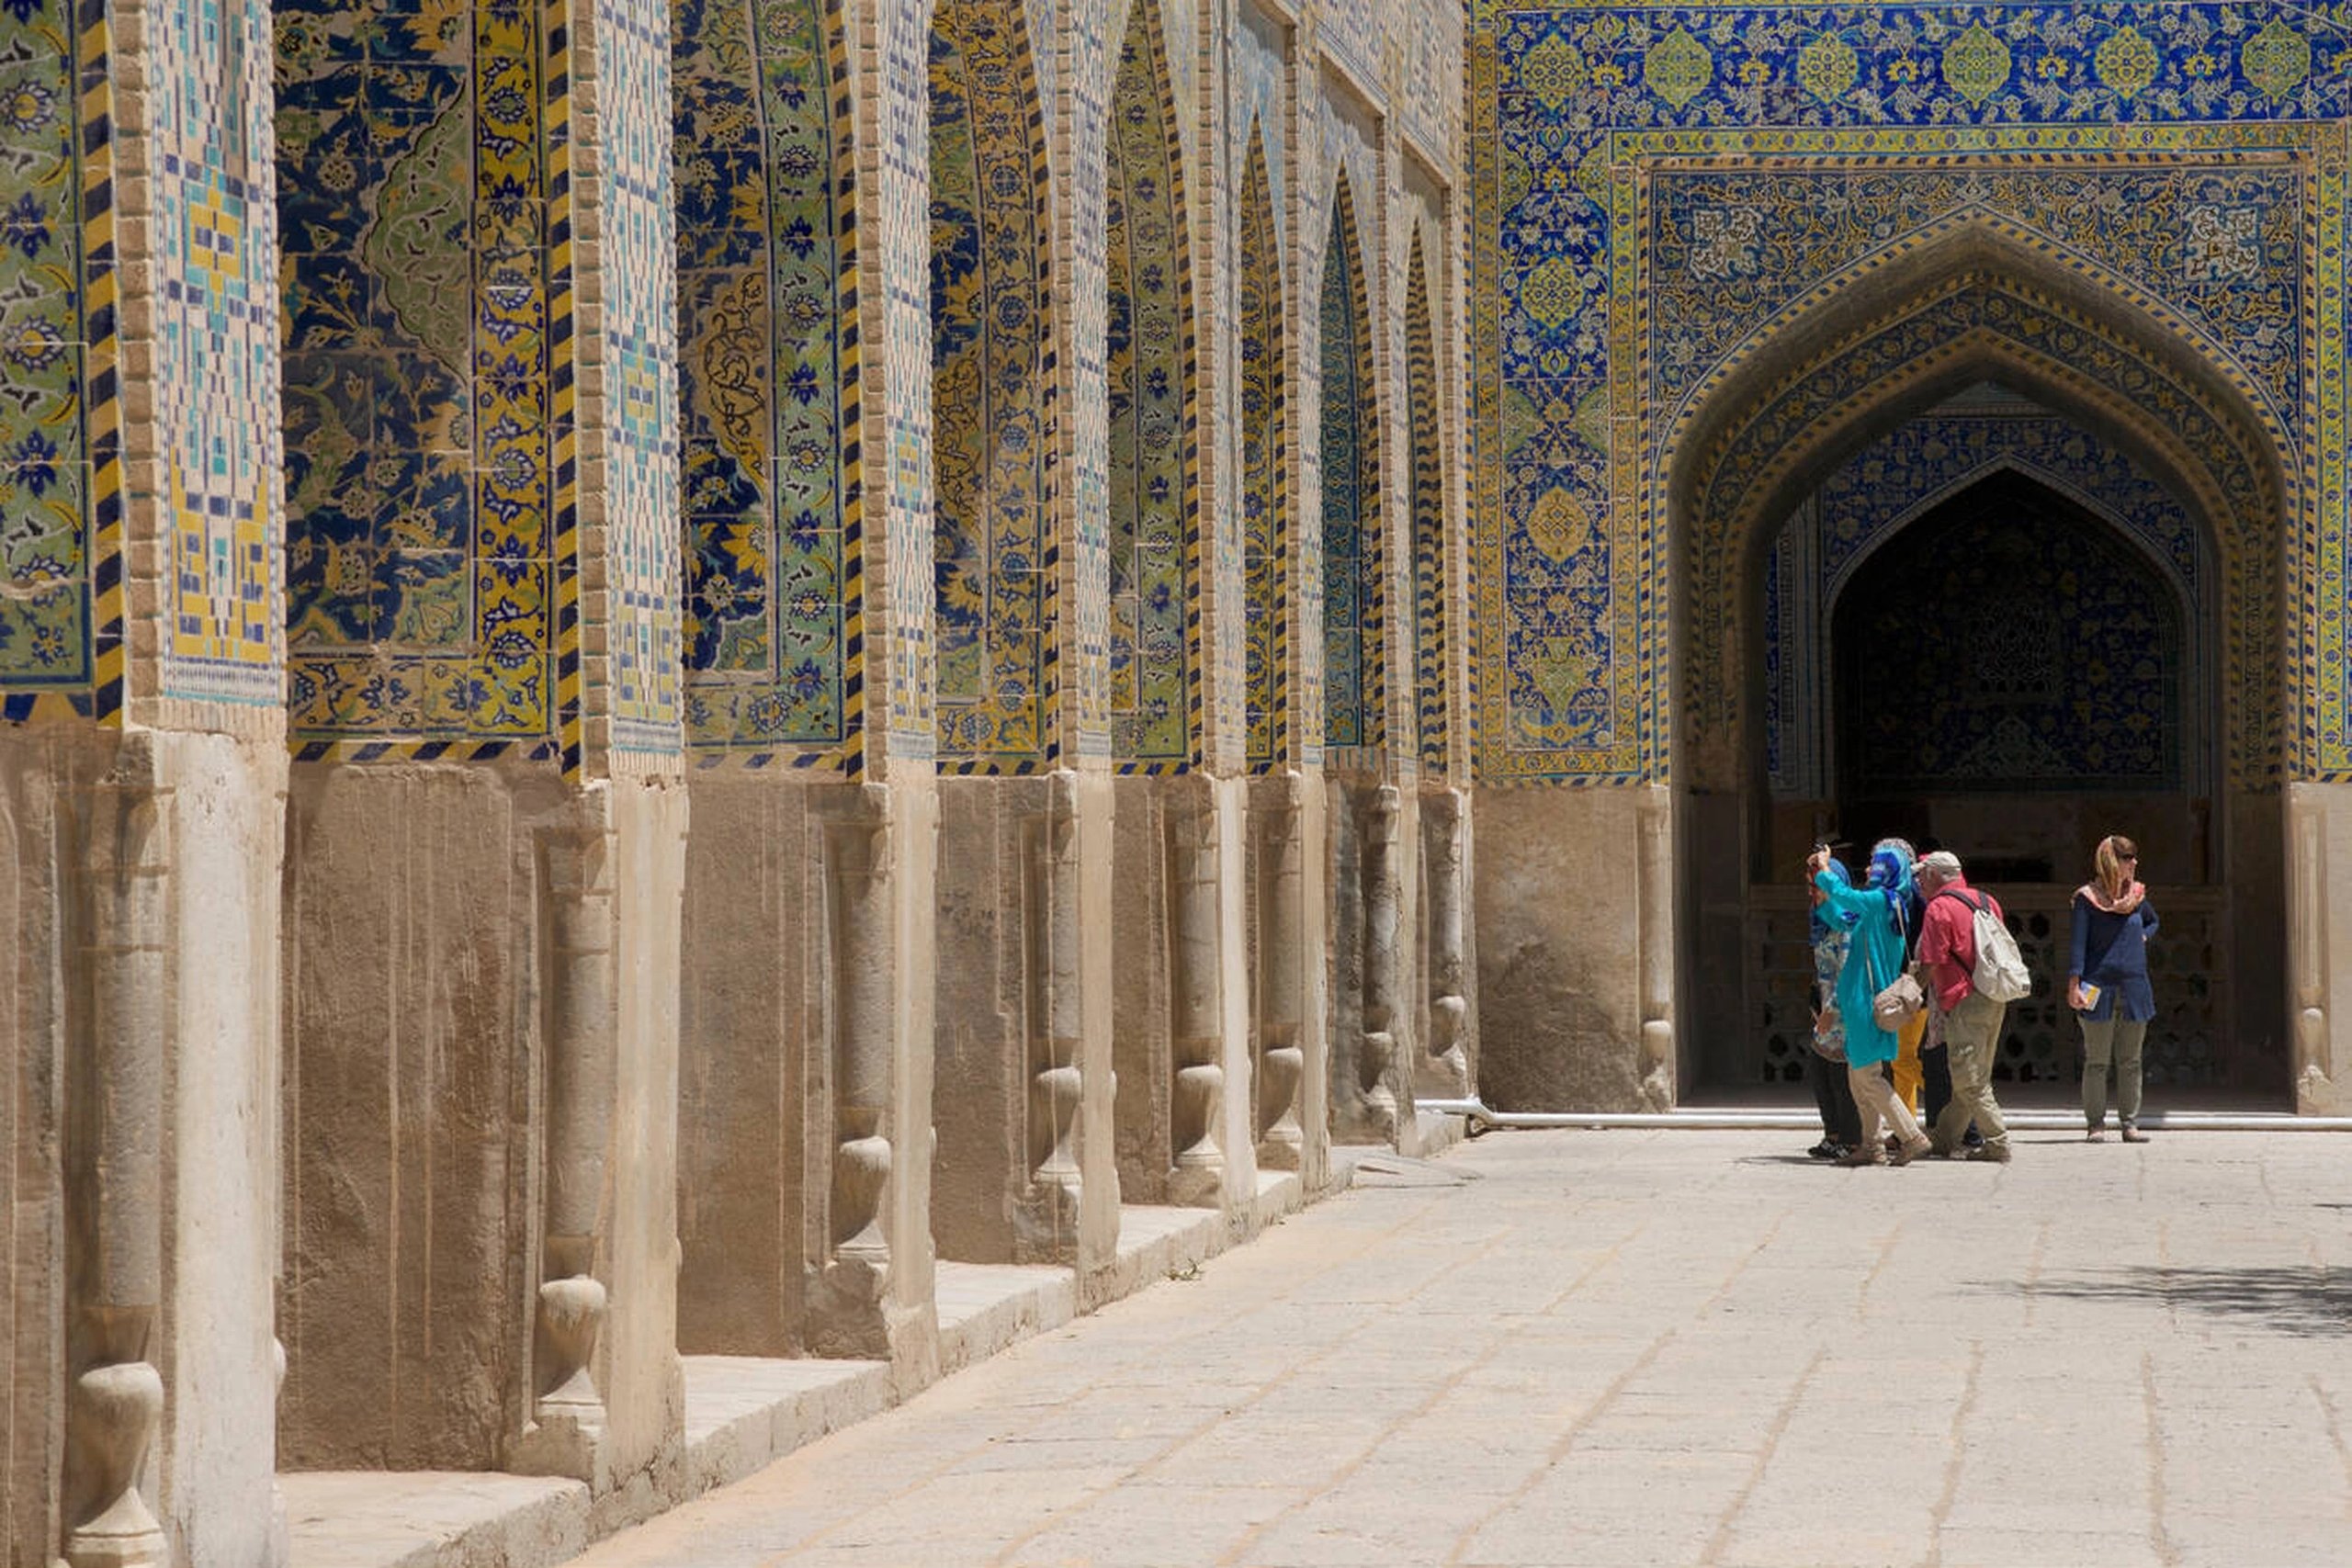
[[1893, 1010, 1926, 1112]]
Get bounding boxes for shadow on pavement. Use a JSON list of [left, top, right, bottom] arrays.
[[1996, 1265, 2352, 1337]]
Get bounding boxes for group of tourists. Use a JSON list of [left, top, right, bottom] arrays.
[[1803, 833, 2161, 1167]]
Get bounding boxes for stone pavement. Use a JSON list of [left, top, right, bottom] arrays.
[[564, 1131, 2352, 1567]]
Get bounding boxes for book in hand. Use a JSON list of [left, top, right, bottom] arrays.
[[2076, 982, 2101, 1012]]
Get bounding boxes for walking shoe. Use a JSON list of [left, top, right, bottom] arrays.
[[1891, 1137, 1932, 1167], [2086, 1127, 2106, 1143], [1806, 1139, 1846, 1160], [2120, 1122, 2149, 1144], [1838, 1145, 1886, 1168], [1964, 1145, 2012, 1163]]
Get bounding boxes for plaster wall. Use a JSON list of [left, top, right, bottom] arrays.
[[675, 778, 820, 1356], [1109, 777, 1176, 1203], [278, 762, 559, 1470], [932, 773, 1119, 1272], [0, 729, 102, 1563], [1474, 784, 1670, 1112]]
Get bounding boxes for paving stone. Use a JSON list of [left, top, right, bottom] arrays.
[[561, 1131, 2352, 1566]]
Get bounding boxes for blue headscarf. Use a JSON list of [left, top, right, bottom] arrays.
[[1868, 839, 1916, 931], [1809, 858, 1860, 942]]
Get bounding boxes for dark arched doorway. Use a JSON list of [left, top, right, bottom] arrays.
[[1813, 467, 2231, 1095]]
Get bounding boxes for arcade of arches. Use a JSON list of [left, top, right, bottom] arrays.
[[3, 1, 2350, 1561]]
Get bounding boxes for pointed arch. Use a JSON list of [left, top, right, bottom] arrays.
[[1319, 174, 1382, 755], [1831, 470, 2191, 796], [1673, 262, 2285, 795], [1104, 0, 1196, 772], [1404, 231, 1445, 773], [929, 0, 1057, 772], [1238, 119, 1287, 771], [673, 0, 863, 769]]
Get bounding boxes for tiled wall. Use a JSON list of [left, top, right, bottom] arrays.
[[1317, 179, 1381, 754], [1469, 2, 2349, 783], [150, 0, 282, 712], [591, 0, 682, 761], [1765, 404, 2206, 795], [0, 0, 111, 721], [1105, 0, 1197, 770], [673, 0, 861, 769], [929, 0, 1057, 772], [277, 0, 573, 761]]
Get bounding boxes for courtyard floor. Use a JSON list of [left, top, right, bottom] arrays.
[[565, 1129, 2352, 1567]]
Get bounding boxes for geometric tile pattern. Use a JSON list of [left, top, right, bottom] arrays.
[[673, 0, 859, 767], [1319, 177, 1383, 754], [1405, 232, 1446, 772], [873, 0, 933, 761], [594, 0, 680, 759], [1238, 124, 1288, 770], [1838, 476, 2184, 793], [1688, 273, 2279, 791], [929, 0, 1056, 772], [1468, 3, 2348, 783], [1765, 404, 2205, 790], [1106, 0, 1194, 771], [0, 0, 110, 719], [154, 0, 282, 707], [277, 0, 573, 761]]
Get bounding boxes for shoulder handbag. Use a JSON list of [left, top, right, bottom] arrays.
[[1871, 967, 1925, 1031], [1865, 899, 1924, 1031]]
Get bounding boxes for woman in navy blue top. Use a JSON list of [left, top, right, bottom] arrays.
[[2067, 834, 2158, 1143]]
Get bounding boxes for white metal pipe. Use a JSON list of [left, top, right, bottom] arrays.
[[1419, 1097, 2352, 1134]]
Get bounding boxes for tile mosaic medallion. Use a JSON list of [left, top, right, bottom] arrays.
[[1406, 233, 1446, 772], [1319, 177, 1383, 756], [277, 0, 572, 761], [1105, 0, 1197, 772], [673, 0, 861, 768], [930, 0, 1056, 773], [0, 0, 110, 720], [1469, 3, 2350, 784], [1238, 122, 1288, 771]]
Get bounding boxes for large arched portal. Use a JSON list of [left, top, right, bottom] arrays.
[[1671, 233, 2290, 1106]]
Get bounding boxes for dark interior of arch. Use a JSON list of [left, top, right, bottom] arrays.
[[1832, 470, 2188, 862]]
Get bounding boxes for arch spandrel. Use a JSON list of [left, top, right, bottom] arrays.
[[1238, 119, 1288, 772], [1405, 233, 1446, 773], [929, 0, 1058, 773], [1319, 173, 1384, 759], [1104, 0, 1198, 773], [1671, 257, 2289, 795]]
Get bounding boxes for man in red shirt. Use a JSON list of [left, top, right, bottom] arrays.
[[1917, 851, 2012, 1162]]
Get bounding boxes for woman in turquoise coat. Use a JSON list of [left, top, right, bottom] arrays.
[[1808, 843, 1932, 1167]]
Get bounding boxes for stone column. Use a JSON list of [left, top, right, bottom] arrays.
[[1254, 774, 1307, 1169], [1166, 787, 1226, 1205], [1419, 786, 1470, 1097], [2287, 784, 2339, 1112], [1341, 784, 1404, 1145], [809, 785, 895, 1355], [1636, 784, 1678, 1111], [1019, 773, 1085, 1263], [514, 801, 617, 1483], [64, 752, 168, 1568]]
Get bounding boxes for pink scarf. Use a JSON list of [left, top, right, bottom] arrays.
[[2075, 878, 2145, 916]]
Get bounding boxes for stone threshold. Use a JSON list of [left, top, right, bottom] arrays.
[[278, 1159, 1358, 1568]]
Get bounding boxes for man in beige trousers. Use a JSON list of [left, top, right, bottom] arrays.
[[1916, 851, 2012, 1163]]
